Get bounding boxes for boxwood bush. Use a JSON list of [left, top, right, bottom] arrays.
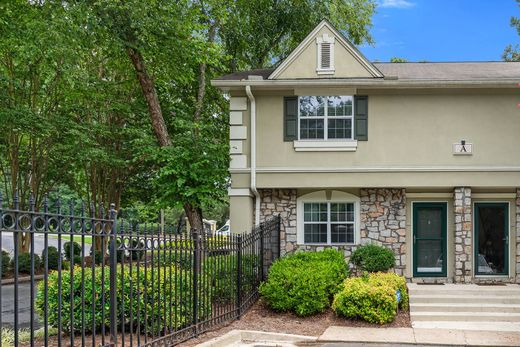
[[63, 241, 82, 265], [1, 251, 10, 277], [41, 246, 59, 270], [332, 272, 408, 324], [259, 249, 348, 316], [35, 265, 211, 335], [11, 252, 40, 274], [350, 244, 395, 272]]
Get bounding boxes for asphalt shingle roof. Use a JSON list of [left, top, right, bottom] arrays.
[[215, 62, 520, 81]]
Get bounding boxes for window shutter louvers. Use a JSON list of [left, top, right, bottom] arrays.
[[354, 96, 368, 141], [284, 96, 298, 141], [321, 43, 331, 69]]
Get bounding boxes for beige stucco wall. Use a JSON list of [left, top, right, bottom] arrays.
[[276, 26, 374, 79], [229, 196, 253, 234], [228, 90, 520, 189]]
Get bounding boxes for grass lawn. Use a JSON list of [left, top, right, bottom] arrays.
[[48, 234, 93, 245]]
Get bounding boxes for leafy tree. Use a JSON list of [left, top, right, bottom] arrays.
[[390, 57, 408, 63], [503, 0, 520, 61]]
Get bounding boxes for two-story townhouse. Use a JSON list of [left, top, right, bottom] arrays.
[[211, 20, 520, 284]]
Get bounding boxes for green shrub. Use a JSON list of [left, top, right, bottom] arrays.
[[1, 251, 10, 277], [11, 252, 40, 274], [350, 244, 395, 272], [332, 276, 397, 324], [35, 265, 211, 335], [368, 272, 408, 309], [204, 254, 258, 302], [130, 239, 144, 260], [259, 249, 348, 316], [41, 246, 60, 270], [90, 249, 104, 265], [63, 241, 82, 264]]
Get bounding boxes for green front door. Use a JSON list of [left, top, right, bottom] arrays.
[[413, 202, 447, 277], [474, 203, 509, 276]]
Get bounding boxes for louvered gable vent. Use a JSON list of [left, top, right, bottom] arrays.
[[316, 33, 334, 74]]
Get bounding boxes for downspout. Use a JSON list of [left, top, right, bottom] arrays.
[[245, 85, 261, 226]]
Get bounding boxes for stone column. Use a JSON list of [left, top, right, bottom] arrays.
[[360, 189, 407, 275], [516, 188, 520, 283], [454, 187, 472, 283], [259, 189, 297, 256]]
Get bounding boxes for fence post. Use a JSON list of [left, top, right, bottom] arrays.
[[236, 234, 242, 319], [259, 223, 265, 281], [192, 229, 199, 335], [109, 203, 118, 346]]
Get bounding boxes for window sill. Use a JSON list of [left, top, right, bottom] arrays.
[[316, 69, 335, 75], [293, 140, 358, 152]]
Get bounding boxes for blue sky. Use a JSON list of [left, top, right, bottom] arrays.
[[359, 0, 519, 62]]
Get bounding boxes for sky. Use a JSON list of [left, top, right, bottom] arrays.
[[359, 0, 519, 62]]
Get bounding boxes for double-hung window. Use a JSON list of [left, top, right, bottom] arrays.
[[299, 96, 354, 140], [303, 202, 355, 244]]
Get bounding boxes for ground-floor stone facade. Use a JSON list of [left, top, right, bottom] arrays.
[[360, 189, 407, 275], [257, 187, 519, 283]]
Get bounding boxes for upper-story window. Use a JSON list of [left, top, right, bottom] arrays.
[[299, 96, 354, 140]]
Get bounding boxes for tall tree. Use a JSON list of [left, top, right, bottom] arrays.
[[503, 0, 520, 61]]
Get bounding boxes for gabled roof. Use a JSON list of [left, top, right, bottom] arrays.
[[268, 19, 384, 79]]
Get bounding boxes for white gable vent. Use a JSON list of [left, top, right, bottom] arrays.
[[316, 33, 335, 74]]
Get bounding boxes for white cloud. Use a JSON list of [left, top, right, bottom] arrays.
[[379, 0, 416, 9]]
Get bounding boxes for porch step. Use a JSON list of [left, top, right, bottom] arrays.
[[410, 312, 520, 322], [410, 303, 520, 313], [408, 284, 520, 331], [410, 294, 520, 304]]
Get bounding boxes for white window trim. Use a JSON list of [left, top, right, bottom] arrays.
[[297, 191, 360, 245], [295, 95, 356, 151], [316, 34, 335, 74]]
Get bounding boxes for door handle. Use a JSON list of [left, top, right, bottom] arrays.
[[413, 235, 416, 244]]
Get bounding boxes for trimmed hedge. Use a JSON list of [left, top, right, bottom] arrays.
[[204, 254, 258, 302], [63, 241, 82, 265], [41, 246, 59, 270], [11, 252, 40, 274], [332, 272, 408, 324], [35, 265, 211, 334], [259, 249, 348, 316], [350, 244, 395, 273], [1, 251, 10, 277]]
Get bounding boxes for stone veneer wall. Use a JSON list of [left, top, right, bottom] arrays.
[[454, 187, 472, 283], [359, 189, 407, 275], [517, 189, 520, 283]]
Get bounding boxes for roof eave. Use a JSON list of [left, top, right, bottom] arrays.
[[211, 78, 520, 90]]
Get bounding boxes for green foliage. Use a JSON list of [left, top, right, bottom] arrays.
[[204, 254, 259, 302], [1, 251, 10, 277], [367, 272, 408, 310], [35, 265, 211, 335], [259, 249, 348, 316], [11, 252, 40, 274], [63, 242, 82, 264], [332, 276, 397, 324], [390, 57, 408, 63], [350, 244, 395, 272], [41, 246, 60, 270]]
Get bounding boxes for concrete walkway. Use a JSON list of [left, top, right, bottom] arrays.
[[319, 326, 520, 346]]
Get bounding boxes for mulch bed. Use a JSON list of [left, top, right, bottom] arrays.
[[183, 300, 411, 346]]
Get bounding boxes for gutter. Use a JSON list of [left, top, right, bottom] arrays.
[[245, 85, 260, 226], [212, 79, 520, 89]]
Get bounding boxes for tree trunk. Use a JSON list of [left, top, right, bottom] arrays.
[[184, 203, 203, 234], [126, 47, 172, 147]]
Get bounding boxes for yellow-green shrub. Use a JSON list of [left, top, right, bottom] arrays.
[[259, 249, 348, 316], [368, 272, 408, 309], [332, 276, 397, 324]]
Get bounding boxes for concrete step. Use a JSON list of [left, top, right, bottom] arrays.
[[410, 303, 520, 313], [411, 321, 520, 332], [408, 288, 520, 297], [410, 294, 520, 304], [410, 311, 520, 322]]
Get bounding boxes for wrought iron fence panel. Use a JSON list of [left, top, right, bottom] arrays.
[[0, 193, 280, 346]]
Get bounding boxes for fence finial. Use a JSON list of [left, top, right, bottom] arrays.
[[14, 191, 19, 209], [80, 201, 85, 217], [0, 191, 3, 209], [29, 192, 35, 211], [43, 194, 48, 213]]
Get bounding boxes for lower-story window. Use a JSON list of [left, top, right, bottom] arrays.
[[303, 202, 355, 244]]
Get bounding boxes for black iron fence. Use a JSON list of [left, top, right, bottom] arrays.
[[0, 194, 280, 346]]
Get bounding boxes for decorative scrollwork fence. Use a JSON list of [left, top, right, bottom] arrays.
[[0, 193, 280, 346]]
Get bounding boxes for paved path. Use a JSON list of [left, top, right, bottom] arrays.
[[319, 326, 520, 346], [1, 281, 42, 329]]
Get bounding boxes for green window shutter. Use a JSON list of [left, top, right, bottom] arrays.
[[284, 96, 298, 141], [354, 95, 368, 141]]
